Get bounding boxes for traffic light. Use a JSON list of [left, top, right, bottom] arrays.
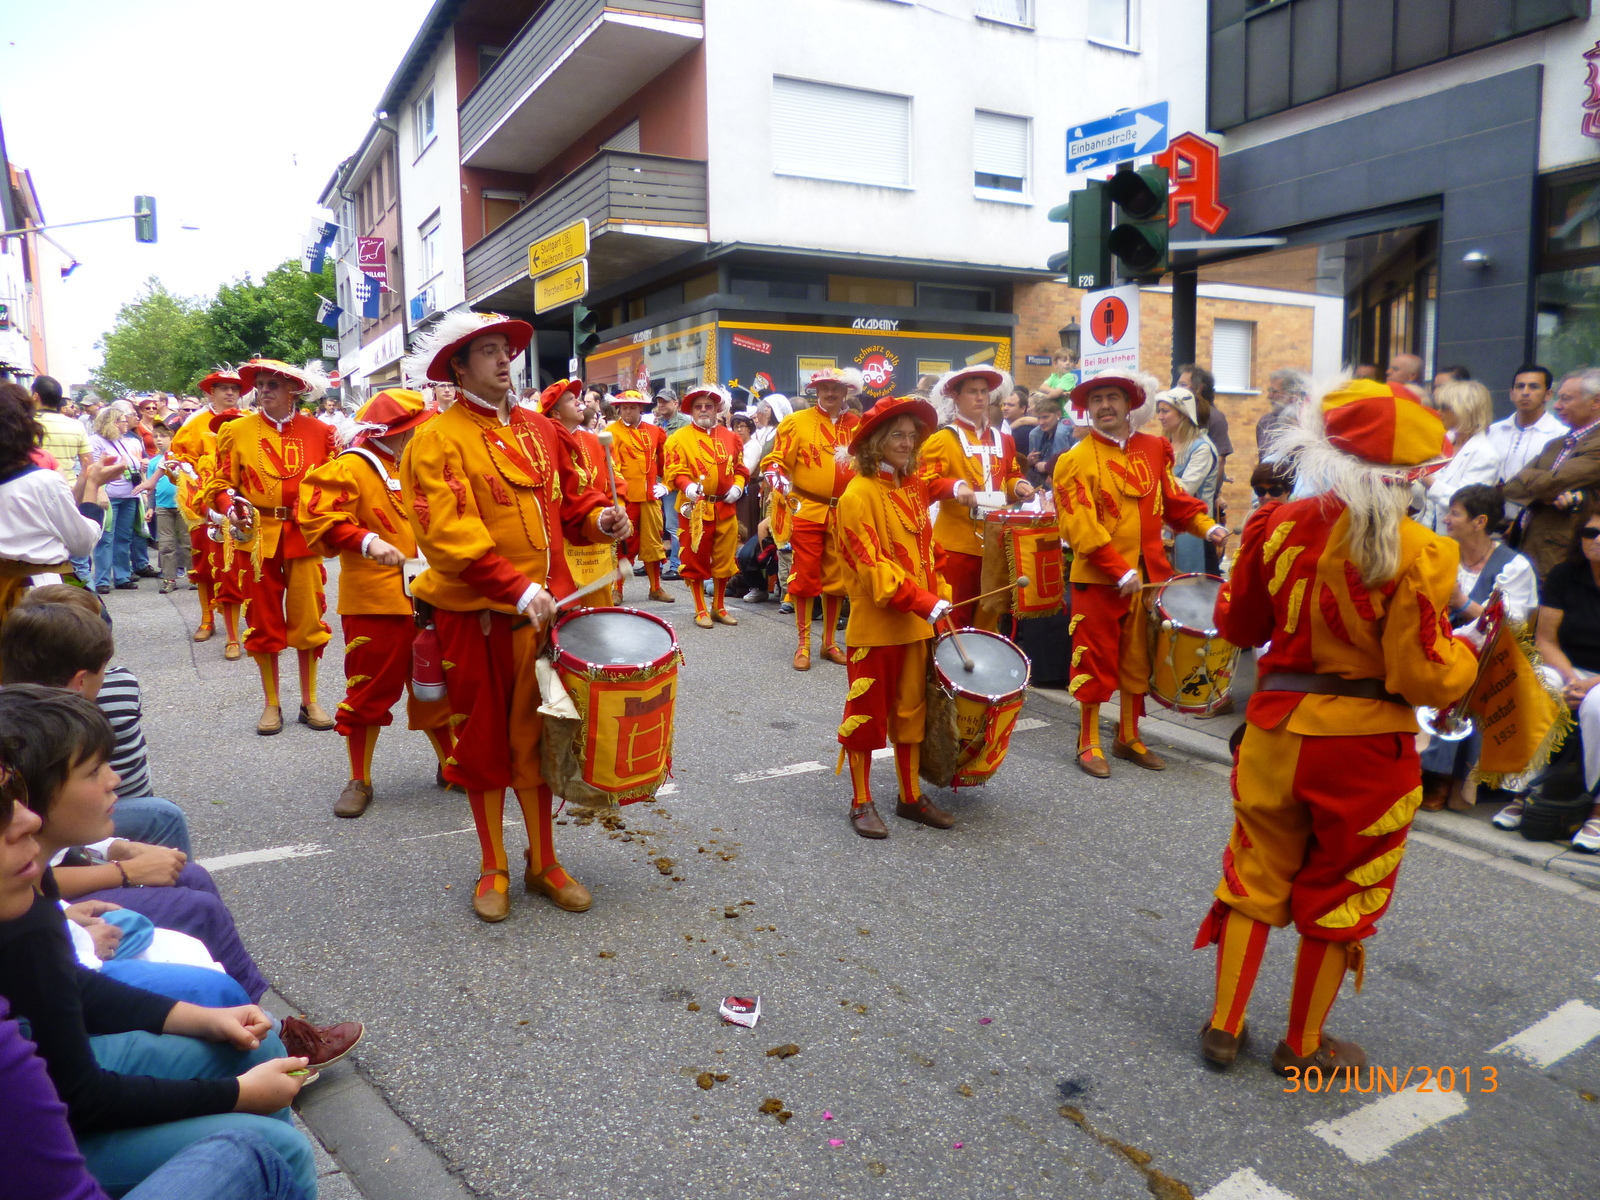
[[572, 302, 601, 361], [1107, 166, 1168, 278], [133, 196, 157, 244], [1046, 180, 1111, 290]]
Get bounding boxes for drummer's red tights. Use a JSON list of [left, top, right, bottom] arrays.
[[345, 725, 378, 783], [196, 581, 214, 630], [847, 750, 872, 805], [466, 785, 569, 897], [893, 743, 922, 801], [515, 784, 570, 888], [221, 602, 241, 645], [1119, 692, 1145, 749], [795, 601, 812, 655], [713, 578, 729, 614], [690, 582, 709, 618], [1078, 702, 1102, 756], [1208, 906, 1269, 1036], [822, 595, 842, 650], [645, 561, 662, 591], [423, 727, 454, 768]]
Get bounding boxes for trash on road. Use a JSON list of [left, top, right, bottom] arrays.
[[720, 996, 761, 1026]]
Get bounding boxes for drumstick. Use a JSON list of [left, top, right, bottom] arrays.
[[593, 429, 624, 509], [963, 576, 1030, 608], [942, 616, 976, 672], [553, 568, 626, 612]]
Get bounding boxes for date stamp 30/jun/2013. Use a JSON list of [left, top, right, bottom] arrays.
[[1283, 1065, 1499, 1094]]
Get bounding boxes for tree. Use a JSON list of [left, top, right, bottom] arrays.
[[90, 277, 209, 396], [203, 259, 335, 369]]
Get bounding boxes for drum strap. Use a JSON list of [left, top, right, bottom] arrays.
[[1257, 672, 1407, 708]]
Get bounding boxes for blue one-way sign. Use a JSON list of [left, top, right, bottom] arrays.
[[1066, 101, 1169, 174]]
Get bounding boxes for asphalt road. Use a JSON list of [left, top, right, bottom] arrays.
[[107, 565, 1600, 1200]]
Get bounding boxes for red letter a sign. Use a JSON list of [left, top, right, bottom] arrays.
[[1154, 133, 1230, 235]]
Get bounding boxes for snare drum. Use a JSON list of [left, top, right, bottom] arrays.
[[1147, 573, 1238, 716], [979, 510, 1065, 619], [541, 608, 682, 807], [921, 629, 1031, 789]]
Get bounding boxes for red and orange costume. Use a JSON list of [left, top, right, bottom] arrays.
[[760, 368, 861, 667], [664, 385, 749, 628], [1053, 373, 1215, 776], [535, 379, 620, 600], [399, 313, 617, 921], [1196, 379, 1475, 1073], [836, 396, 964, 837], [298, 389, 454, 816], [171, 370, 248, 656], [198, 360, 337, 731], [604, 392, 670, 604]]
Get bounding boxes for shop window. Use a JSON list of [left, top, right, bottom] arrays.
[[828, 276, 915, 307], [601, 120, 641, 154], [729, 268, 827, 302], [482, 191, 524, 237], [974, 111, 1029, 198], [1537, 167, 1600, 378], [772, 77, 912, 189], [1212, 320, 1255, 393], [919, 284, 993, 313]]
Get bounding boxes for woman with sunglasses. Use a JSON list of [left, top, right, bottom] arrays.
[[1497, 498, 1600, 846]]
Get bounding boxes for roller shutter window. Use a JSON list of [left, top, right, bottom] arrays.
[[772, 77, 911, 188], [601, 120, 641, 153], [974, 110, 1029, 195], [1212, 319, 1255, 393]]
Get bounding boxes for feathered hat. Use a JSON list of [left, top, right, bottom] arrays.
[[611, 389, 649, 407], [1266, 378, 1449, 486], [401, 308, 534, 387], [347, 389, 433, 446], [535, 378, 583, 415], [848, 395, 937, 454], [682, 383, 732, 411], [236, 358, 328, 403], [931, 364, 1013, 424], [197, 367, 244, 396], [808, 366, 864, 392]]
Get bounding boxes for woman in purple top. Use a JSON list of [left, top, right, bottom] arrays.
[[86, 407, 145, 594]]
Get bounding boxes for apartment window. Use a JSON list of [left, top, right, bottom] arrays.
[[482, 191, 524, 236], [1212, 320, 1256, 393], [601, 120, 641, 153], [417, 213, 440, 283], [1088, 0, 1130, 44], [976, 0, 1033, 27], [772, 77, 911, 188], [414, 88, 436, 156], [973, 110, 1029, 197]]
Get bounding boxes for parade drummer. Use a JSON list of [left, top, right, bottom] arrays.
[[198, 359, 338, 735], [604, 390, 672, 605], [537, 378, 620, 602], [298, 389, 455, 819], [664, 384, 748, 630], [1054, 371, 1227, 779], [920, 365, 1035, 629], [399, 310, 629, 923], [759, 368, 861, 669], [1196, 378, 1476, 1075], [170, 367, 247, 655], [836, 395, 975, 839]]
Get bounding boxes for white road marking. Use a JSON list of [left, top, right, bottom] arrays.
[[657, 783, 678, 795], [871, 748, 893, 760], [402, 825, 479, 842], [1490, 1000, 1600, 1068], [197, 843, 333, 872], [1305, 1083, 1468, 1165], [1198, 1167, 1301, 1200], [731, 761, 826, 783], [1013, 717, 1051, 732]]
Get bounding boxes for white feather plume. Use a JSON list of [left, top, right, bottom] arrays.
[[402, 308, 497, 389]]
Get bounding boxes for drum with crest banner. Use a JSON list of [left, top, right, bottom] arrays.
[[921, 629, 1031, 789], [979, 510, 1066, 620], [540, 609, 681, 807]]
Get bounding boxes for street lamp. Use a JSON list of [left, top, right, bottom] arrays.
[[1059, 322, 1080, 358]]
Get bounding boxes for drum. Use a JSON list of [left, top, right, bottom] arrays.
[[540, 608, 682, 808], [921, 629, 1031, 789], [1147, 573, 1238, 716], [979, 510, 1066, 620]]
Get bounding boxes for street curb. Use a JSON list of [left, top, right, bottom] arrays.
[[1410, 809, 1600, 893], [262, 991, 477, 1200]]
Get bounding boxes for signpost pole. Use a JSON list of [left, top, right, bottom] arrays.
[[1170, 269, 1197, 387]]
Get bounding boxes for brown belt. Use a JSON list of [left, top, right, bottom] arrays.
[[258, 506, 294, 520], [790, 484, 840, 509], [1258, 671, 1408, 708]]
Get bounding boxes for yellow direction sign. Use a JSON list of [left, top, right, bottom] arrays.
[[533, 259, 588, 314], [528, 219, 589, 276]]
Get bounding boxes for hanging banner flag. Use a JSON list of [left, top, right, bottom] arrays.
[[356, 236, 389, 285], [356, 273, 381, 320], [304, 222, 338, 274], [315, 295, 343, 329]]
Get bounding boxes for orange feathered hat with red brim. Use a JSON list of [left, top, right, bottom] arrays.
[[197, 369, 244, 396], [353, 389, 433, 440], [534, 378, 582, 415], [401, 310, 534, 386], [848, 395, 938, 453], [1319, 379, 1450, 471]]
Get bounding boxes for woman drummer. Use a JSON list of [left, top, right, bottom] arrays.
[[835, 396, 973, 838]]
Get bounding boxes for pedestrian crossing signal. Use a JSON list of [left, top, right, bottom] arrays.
[[134, 196, 157, 244]]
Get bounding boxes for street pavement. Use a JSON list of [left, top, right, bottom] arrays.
[[106, 565, 1600, 1200]]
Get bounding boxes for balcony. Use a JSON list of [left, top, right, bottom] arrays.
[[460, 0, 703, 174], [465, 151, 708, 309]]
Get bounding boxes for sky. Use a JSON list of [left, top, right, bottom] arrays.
[[0, 0, 436, 383]]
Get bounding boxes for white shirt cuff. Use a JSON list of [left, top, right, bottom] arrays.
[[927, 599, 951, 624], [515, 582, 544, 614], [1117, 569, 1139, 588], [360, 533, 379, 558]]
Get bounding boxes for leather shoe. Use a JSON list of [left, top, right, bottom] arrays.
[[1112, 739, 1166, 771], [299, 702, 336, 731], [1076, 749, 1110, 778], [193, 624, 215, 642], [257, 705, 283, 736], [334, 779, 373, 818], [713, 608, 739, 625], [115, 580, 139, 590], [694, 611, 713, 629], [524, 851, 592, 911], [136, 565, 161, 578], [224, 642, 242, 661], [279, 1016, 363, 1068], [793, 648, 811, 671], [850, 802, 888, 839], [821, 645, 847, 665], [896, 795, 955, 829], [473, 871, 511, 922], [1200, 1022, 1249, 1068], [648, 588, 675, 603], [1271, 1036, 1367, 1077]]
